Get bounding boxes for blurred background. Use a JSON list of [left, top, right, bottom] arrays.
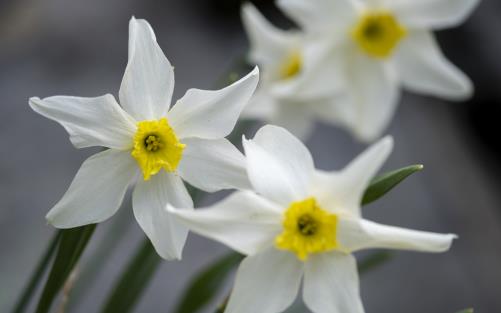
[[1, 0, 500, 312]]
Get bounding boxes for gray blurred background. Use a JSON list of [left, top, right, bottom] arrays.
[[1, 0, 500, 312]]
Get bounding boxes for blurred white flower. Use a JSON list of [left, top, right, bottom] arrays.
[[29, 17, 259, 260], [169, 125, 456, 313], [241, 3, 346, 139], [274, 0, 479, 141]]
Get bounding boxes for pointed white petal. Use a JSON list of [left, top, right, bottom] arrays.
[[392, 0, 479, 30], [168, 67, 259, 140], [276, 0, 356, 32], [243, 125, 314, 205], [119, 17, 174, 121], [46, 150, 137, 227], [168, 191, 282, 255], [133, 172, 193, 260], [395, 30, 473, 100], [177, 138, 251, 192], [225, 248, 303, 313], [345, 53, 400, 142], [338, 217, 457, 252], [241, 3, 300, 66], [303, 252, 364, 313], [29, 95, 136, 150], [312, 136, 393, 216]]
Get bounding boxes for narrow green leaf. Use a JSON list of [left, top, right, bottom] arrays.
[[35, 224, 96, 313], [456, 309, 474, 313], [358, 251, 393, 274], [362, 164, 424, 206], [100, 239, 161, 313], [175, 252, 243, 313], [12, 231, 62, 313]]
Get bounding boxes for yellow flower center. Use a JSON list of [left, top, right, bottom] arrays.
[[275, 197, 338, 261], [351, 11, 406, 59], [131, 118, 185, 181], [279, 51, 302, 80]]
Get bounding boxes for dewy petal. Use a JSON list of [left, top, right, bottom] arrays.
[[168, 67, 259, 140], [241, 3, 300, 66], [177, 138, 251, 192], [243, 125, 314, 205], [390, 0, 479, 30], [133, 171, 193, 260], [312, 136, 393, 216], [303, 252, 364, 313], [276, 0, 357, 33], [46, 150, 137, 227], [225, 247, 303, 313], [29, 95, 136, 150], [338, 217, 457, 253], [345, 52, 400, 142], [168, 191, 283, 255], [395, 30, 473, 100], [119, 17, 174, 121]]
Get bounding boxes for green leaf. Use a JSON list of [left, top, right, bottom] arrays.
[[35, 224, 96, 313], [12, 231, 62, 313], [358, 251, 393, 274], [456, 309, 474, 313], [175, 252, 243, 313], [362, 164, 423, 206], [100, 239, 161, 313]]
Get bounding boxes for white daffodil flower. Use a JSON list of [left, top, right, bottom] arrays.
[[241, 3, 346, 139], [273, 0, 479, 141], [29, 17, 259, 260], [169, 125, 456, 313]]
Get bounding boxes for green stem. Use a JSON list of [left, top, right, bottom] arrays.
[[11, 231, 62, 313], [35, 224, 96, 313]]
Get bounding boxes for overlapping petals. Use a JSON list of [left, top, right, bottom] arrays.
[[244, 0, 478, 141], [169, 125, 456, 313], [30, 17, 259, 260]]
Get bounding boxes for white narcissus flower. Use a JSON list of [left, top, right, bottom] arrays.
[[169, 125, 456, 313], [29, 17, 259, 260], [272, 0, 479, 141], [241, 3, 347, 139]]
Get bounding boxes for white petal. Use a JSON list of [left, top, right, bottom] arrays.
[[133, 171, 193, 260], [177, 138, 251, 192], [119, 17, 174, 121], [241, 3, 300, 66], [270, 39, 345, 100], [225, 248, 303, 313], [312, 136, 393, 216], [303, 252, 364, 313], [168, 191, 282, 255], [338, 217, 457, 252], [391, 0, 479, 30], [168, 67, 259, 140], [29, 95, 136, 150], [276, 0, 357, 32], [345, 53, 400, 142], [395, 30, 473, 100], [46, 150, 137, 227], [243, 125, 314, 205]]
